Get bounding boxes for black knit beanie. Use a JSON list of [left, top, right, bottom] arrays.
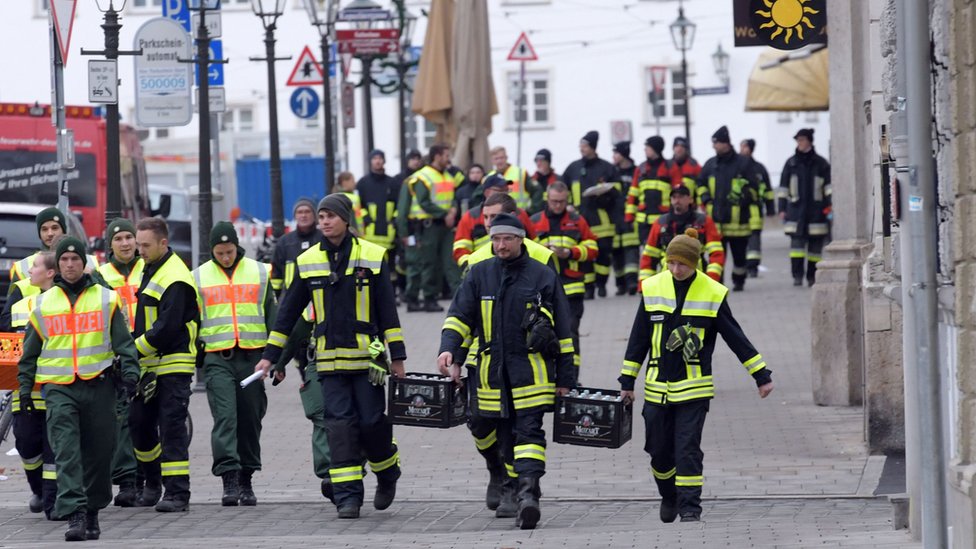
[[36, 207, 67, 237], [318, 194, 353, 225]]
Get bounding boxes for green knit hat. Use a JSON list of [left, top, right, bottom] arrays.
[[105, 218, 137, 243], [209, 221, 240, 249], [55, 236, 87, 268], [36, 207, 67, 237]]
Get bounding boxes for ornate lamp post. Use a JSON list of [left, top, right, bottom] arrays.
[[375, 1, 417, 173], [303, 0, 339, 193], [669, 3, 696, 148], [712, 43, 730, 86]]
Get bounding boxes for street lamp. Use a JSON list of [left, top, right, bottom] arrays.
[[712, 43, 730, 86], [343, 0, 386, 168], [251, 0, 288, 239], [84, 0, 140, 227], [669, 3, 696, 149], [375, 1, 418, 173], [304, 0, 339, 193]]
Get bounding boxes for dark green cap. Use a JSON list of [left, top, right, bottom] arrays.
[[209, 221, 240, 249], [36, 207, 67, 237], [55, 236, 87, 268], [106, 218, 137, 243]]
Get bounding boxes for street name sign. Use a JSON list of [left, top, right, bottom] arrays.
[[337, 7, 391, 22], [133, 17, 194, 127], [88, 60, 118, 104], [191, 11, 222, 38], [194, 86, 226, 113], [336, 29, 400, 55]]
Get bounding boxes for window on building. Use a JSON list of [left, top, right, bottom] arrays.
[[507, 71, 550, 128], [777, 111, 794, 123], [406, 114, 437, 153], [644, 66, 690, 125], [220, 107, 256, 132]]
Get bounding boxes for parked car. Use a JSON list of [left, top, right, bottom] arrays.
[[148, 184, 192, 266], [0, 203, 88, 310]]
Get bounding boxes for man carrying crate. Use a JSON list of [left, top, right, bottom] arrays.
[[437, 214, 576, 530], [619, 228, 773, 523]]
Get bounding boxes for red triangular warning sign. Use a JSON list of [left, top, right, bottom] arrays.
[[50, 0, 78, 66], [507, 32, 538, 62], [287, 46, 324, 87]]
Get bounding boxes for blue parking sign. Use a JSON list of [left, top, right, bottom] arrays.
[[162, 0, 191, 32], [194, 40, 224, 87]]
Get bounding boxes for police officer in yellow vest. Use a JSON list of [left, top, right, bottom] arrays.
[[193, 222, 275, 507], [403, 144, 461, 312], [17, 237, 141, 541], [255, 194, 406, 520], [8, 251, 57, 518], [619, 228, 773, 523], [486, 146, 544, 214], [131, 217, 200, 512], [93, 218, 144, 508], [8, 207, 99, 287]]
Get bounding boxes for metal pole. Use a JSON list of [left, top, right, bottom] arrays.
[[196, 7, 213, 269], [362, 56, 375, 173], [681, 51, 691, 152], [321, 31, 336, 193], [904, 1, 947, 546], [516, 61, 526, 168], [51, 21, 70, 218], [398, 58, 407, 175], [103, 7, 121, 226], [265, 25, 285, 238]]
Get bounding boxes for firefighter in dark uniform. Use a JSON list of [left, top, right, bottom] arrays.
[[194, 222, 276, 506], [739, 139, 776, 277], [7, 251, 57, 518], [611, 141, 640, 296], [777, 128, 832, 287], [438, 214, 576, 530], [530, 181, 598, 368], [268, 198, 332, 496], [255, 194, 406, 519], [357, 149, 400, 264], [698, 126, 761, 292], [18, 237, 141, 541], [620, 229, 773, 523], [639, 185, 725, 283], [130, 217, 199, 512], [669, 137, 702, 203], [562, 130, 619, 299], [93, 219, 145, 508], [627, 136, 673, 260], [531, 149, 561, 192]]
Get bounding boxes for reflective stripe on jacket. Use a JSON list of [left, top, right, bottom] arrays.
[[98, 259, 145, 331]]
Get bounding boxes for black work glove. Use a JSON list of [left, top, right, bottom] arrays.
[[19, 390, 35, 413], [527, 317, 558, 357], [138, 371, 158, 402], [122, 378, 139, 402]]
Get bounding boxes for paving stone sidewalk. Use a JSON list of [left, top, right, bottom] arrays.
[[0, 222, 918, 546]]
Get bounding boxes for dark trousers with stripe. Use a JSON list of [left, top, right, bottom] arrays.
[[642, 400, 709, 515], [13, 409, 57, 515], [320, 372, 400, 508], [746, 230, 763, 272], [568, 296, 584, 365], [593, 237, 614, 290], [722, 237, 750, 287], [46, 376, 117, 518], [465, 366, 507, 474], [129, 373, 192, 499]]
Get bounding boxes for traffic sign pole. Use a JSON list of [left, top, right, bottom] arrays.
[[507, 32, 538, 168]]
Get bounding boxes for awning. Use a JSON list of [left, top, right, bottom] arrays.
[[745, 46, 829, 111]]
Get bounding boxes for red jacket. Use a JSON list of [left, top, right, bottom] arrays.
[[453, 206, 536, 264], [639, 211, 724, 282], [530, 209, 598, 296]]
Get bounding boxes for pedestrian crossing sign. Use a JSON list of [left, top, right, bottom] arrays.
[[286, 46, 324, 87], [507, 32, 538, 62]]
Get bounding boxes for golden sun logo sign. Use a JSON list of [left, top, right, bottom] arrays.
[[733, 0, 827, 50]]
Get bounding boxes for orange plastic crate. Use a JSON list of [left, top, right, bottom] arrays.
[[0, 332, 24, 390]]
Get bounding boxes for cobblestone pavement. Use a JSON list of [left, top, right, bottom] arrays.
[[0, 221, 919, 547]]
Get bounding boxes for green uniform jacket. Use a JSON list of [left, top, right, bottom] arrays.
[[18, 274, 141, 394]]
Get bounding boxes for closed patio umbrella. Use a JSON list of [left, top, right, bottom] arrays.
[[450, 0, 498, 169], [411, 0, 456, 147]]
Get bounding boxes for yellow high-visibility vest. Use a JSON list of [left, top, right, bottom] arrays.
[[408, 166, 455, 220], [30, 284, 119, 385], [98, 259, 145, 332], [193, 258, 269, 352]]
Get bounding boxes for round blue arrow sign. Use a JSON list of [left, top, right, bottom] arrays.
[[290, 87, 320, 119]]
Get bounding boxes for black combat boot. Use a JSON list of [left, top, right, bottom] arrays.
[[597, 285, 608, 298], [321, 479, 335, 503], [406, 299, 424, 312], [221, 471, 240, 506], [337, 504, 361, 519], [136, 479, 162, 507], [85, 510, 100, 540], [374, 470, 400, 510], [626, 274, 639, 296], [680, 512, 701, 522], [495, 476, 518, 518], [423, 299, 444, 312], [114, 481, 138, 507], [64, 511, 87, 542], [485, 467, 506, 511], [239, 469, 257, 506], [28, 493, 43, 513], [516, 476, 542, 530], [660, 499, 678, 523], [155, 492, 189, 512], [584, 286, 595, 300]]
